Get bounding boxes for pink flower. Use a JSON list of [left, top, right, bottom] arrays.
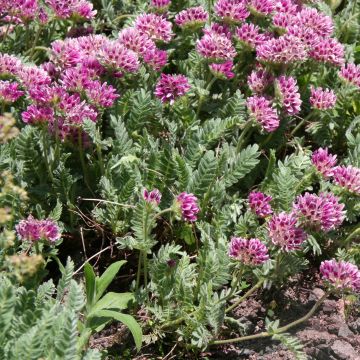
[[310, 86, 337, 110], [17, 66, 52, 89], [214, 0, 249, 24], [209, 61, 235, 79], [5, 0, 38, 22], [248, 191, 273, 217], [293, 192, 345, 232], [256, 35, 308, 64], [85, 81, 120, 108], [235, 23, 270, 49], [143, 49, 168, 71], [311, 148, 337, 178], [50, 39, 82, 69], [175, 6, 208, 29], [16, 215, 61, 243], [143, 188, 162, 205], [22, 105, 54, 124], [118, 27, 156, 58], [154, 73, 190, 104], [60, 67, 92, 92], [247, 68, 274, 93], [134, 13, 173, 43], [275, 0, 298, 15], [0, 53, 22, 76], [320, 260, 360, 292], [196, 33, 236, 61], [246, 95, 280, 132], [150, 0, 171, 12], [268, 212, 307, 252], [229, 237, 269, 265], [0, 81, 24, 103], [28, 85, 65, 105], [333, 166, 360, 195], [203, 23, 232, 39], [46, 0, 96, 20], [99, 40, 140, 74], [176, 192, 200, 222], [339, 63, 360, 88], [309, 38, 344, 67], [248, 0, 276, 16], [275, 75, 301, 115]]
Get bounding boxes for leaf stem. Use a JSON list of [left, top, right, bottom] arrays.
[[236, 121, 253, 152]]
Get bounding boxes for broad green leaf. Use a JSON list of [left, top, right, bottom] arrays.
[[88, 292, 133, 317], [95, 260, 127, 301], [84, 263, 96, 310]]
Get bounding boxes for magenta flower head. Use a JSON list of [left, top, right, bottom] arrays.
[[214, 0, 249, 24], [175, 6, 208, 30], [320, 259, 360, 293], [229, 237, 269, 265], [16, 215, 61, 243], [275, 75, 301, 115], [0, 81, 24, 103], [333, 165, 360, 195], [143, 188, 162, 205], [118, 27, 156, 58], [246, 95, 280, 132], [339, 63, 360, 88], [310, 86, 337, 110], [309, 38, 344, 67], [22, 105, 54, 124], [235, 23, 270, 50], [134, 13, 173, 43], [143, 49, 168, 71], [176, 192, 200, 222], [85, 80, 120, 108], [17, 66, 52, 89], [155, 73, 190, 104], [248, 191, 273, 217], [268, 212, 307, 252], [248, 0, 276, 16], [203, 23, 232, 39], [0, 53, 22, 77], [247, 68, 274, 93], [256, 35, 308, 65], [293, 192, 346, 232], [209, 61, 235, 79], [311, 147, 337, 178], [196, 32, 236, 62], [150, 0, 171, 12]]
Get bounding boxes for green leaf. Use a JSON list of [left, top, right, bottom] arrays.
[[93, 310, 142, 352], [89, 292, 133, 316], [84, 263, 96, 310], [95, 260, 127, 301], [48, 199, 63, 221]]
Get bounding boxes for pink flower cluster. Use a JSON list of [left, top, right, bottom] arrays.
[[235, 23, 270, 49], [248, 191, 273, 217], [247, 68, 273, 93], [150, 0, 171, 12], [339, 63, 360, 88], [293, 192, 345, 232], [333, 166, 360, 195], [275, 75, 301, 115], [16, 215, 61, 243], [135, 13, 173, 43], [155, 74, 190, 104], [320, 260, 360, 292], [175, 6, 208, 29], [196, 32, 236, 61], [310, 87, 337, 110], [311, 147, 337, 178], [209, 61, 235, 79], [229, 237, 269, 266], [268, 212, 307, 252], [214, 0, 249, 24], [176, 192, 200, 222], [0, 81, 24, 103], [248, 0, 275, 16], [143, 188, 162, 205]]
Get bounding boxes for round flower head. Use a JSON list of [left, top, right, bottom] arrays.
[[229, 237, 269, 265], [247, 68, 274, 93], [143, 188, 162, 205], [203, 23, 232, 39], [310, 86, 337, 110], [154, 74, 190, 104], [22, 105, 54, 124], [196, 33, 236, 62], [338, 63, 360, 88], [214, 0, 249, 24], [209, 61, 235, 79], [247, 95, 280, 132], [256, 35, 308, 65], [17, 66, 52, 89], [248, 191, 273, 217], [293, 192, 345, 232], [311, 148, 337, 178], [0, 81, 24, 103], [134, 13, 173, 43], [320, 260, 360, 292], [275, 0, 298, 15], [150, 0, 171, 12], [85, 80, 120, 108], [235, 23, 270, 50], [248, 0, 276, 16], [0, 53, 22, 77], [268, 212, 307, 252], [143, 49, 168, 71], [275, 75, 301, 115], [118, 27, 157, 58], [176, 192, 200, 222], [309, 38, 344, 67], [16, 215, 61, 243], [332, 166, 360, 195], [175, 6, 208, 30]]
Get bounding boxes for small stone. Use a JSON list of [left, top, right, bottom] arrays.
[[330, 340, 359, 360], [338, 324, 354, 338], [309, 287, 326, 301], [323, 300, 338, 314]]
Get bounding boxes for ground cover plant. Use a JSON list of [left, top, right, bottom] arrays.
[[0, 0, 360, 358]]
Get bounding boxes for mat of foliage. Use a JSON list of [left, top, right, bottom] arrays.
[[0, 0, 360, 359]]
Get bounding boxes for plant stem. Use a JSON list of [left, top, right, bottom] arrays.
[[136, 251, 142, 292], [291, 113, 312, 136], [143, 251, 148, 289], [226, 279, 264, 313], [212, 292, 328, 345], [344, 226, 360, 246], [42, 128, 54, 182], [78, 130, 92, 193], [236, 121, 253, 152], [29, 25, 42, 60], [196, 77, 217, 119], [153, 207, 173, 220]]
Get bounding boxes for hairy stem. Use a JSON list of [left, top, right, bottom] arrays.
[[236, 121, 253, 152]]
